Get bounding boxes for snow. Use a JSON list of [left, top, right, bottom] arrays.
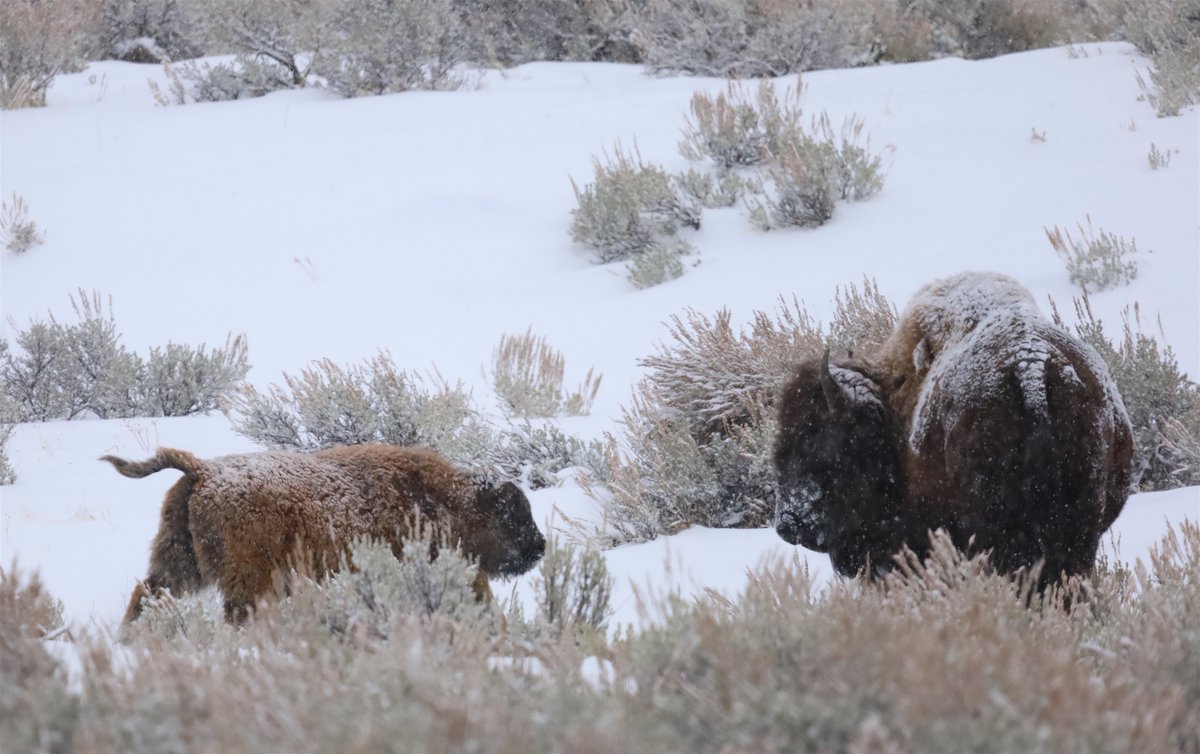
[[1, 43, 1197, 636]]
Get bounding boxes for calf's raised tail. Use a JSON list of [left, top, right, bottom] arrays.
[[100, 447, 204, 479], [102, 447, 207, 627]]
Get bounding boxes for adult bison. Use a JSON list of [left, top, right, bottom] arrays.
[[104, 444, 546, 624], [773, 272, 1133, 585]]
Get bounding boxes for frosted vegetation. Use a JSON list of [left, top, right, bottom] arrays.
[[571, 81, 890, 287], [1045, 217, 1142, 292], [1, 0, 1196, 110], [4, 523, 1199, 753], [0, 193, 44, 254], [0, 290, 248, 424], [490, 329, 602, 419]]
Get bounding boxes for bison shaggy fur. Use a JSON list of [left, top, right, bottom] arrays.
[[774, 272, 1133, 585], [103, 444, 546, 624]]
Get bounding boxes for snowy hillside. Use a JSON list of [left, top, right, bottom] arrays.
[[1, 42, 1197, 633]]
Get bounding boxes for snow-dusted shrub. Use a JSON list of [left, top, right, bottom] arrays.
[[9, 524, 1200, 752], [488, 421, 609, 490], [619, 526, 1197, 754], [626, 239, 688, 289], [682, 82, 888, 232], [1136, 42, 1200, 117], [1105, 0, 1200, 116], [491, 329, 601, 418], [904, 0, 1069, 59], [1147, 142, 1175, 169], [749, 112, 888, 230], [172, 56, 304, 102], [748, 143, 837, 230], [318, 535, 494, 641], [458, 0, 638, 65], [633, 0, 880, 76], [679, 80, 803, 170], [136, 336, 250, 417], [524, 530, 613, 639], [128, 530, 493, 649], [1045, 218, 1140, 292], [0, 563, 76, 752], [228, 352, 494, 468], [570, 143, 700, 264], [0, 291, 249, 422], [599, 280, 899, 541], [1, 387, 18, 485], [0, 0, 98, 109], [0, 563, 67, 640], [826, 275, 900, 356], [681, 81, 811, 171], [738, 0, 880, 73], [674, 168, 755, 209], [1, 193, 44, 254], [871, 1, 936, 63], [197, 0, 324, 85], [313, 0, 470, 97], [630, 0, 750, 76], [97, 0, 201, 62], [602, 299, 823, 540], [1053, 296, 1200, 490], [0, 424, 15, 486], [1, 292, 142, 421]]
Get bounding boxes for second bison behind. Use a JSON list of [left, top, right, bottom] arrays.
[[774, 272, 1133, 585], [104, 444, 546, 624]]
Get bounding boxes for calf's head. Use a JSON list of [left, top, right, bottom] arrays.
[[461, 481, 546, 577], [773, 352, 904, 575]]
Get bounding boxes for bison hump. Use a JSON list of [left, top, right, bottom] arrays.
[[906, 290, 1127, 459]]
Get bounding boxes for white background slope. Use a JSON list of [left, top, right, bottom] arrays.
[[1, 42, 1197, 633]]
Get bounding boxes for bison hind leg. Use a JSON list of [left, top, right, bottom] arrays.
[[124, 477, 205, 626]]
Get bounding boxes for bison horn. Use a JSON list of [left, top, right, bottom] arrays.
[[819, 348, 847, 415]]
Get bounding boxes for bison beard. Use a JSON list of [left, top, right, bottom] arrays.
[[104, 444, 546, 625], [774, 272, 1133, 586]]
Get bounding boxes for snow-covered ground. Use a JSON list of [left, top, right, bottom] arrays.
[[1, 42, 1196, 634]]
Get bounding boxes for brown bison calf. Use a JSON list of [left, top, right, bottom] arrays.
[[103, 444, 546, 624], [774, 272, 1133, 586]]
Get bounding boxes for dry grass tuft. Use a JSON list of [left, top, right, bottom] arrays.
[[491, 329, 602, 418], [0, 194, 45, 253], [1045, 216, 1141, 292]]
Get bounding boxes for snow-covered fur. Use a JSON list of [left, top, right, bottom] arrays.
[[103, 444, 546, 624], [774, 272, 1133, 585]]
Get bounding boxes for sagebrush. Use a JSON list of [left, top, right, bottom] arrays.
[[570, 143, 700, 265], [1045, 218, 1141, 292], [1, 0, 1162, 109], [3, 523, 1197, 753], [227, 352, 494, 466], [599, 279, 895, 542], [0, 0, 98, 109], [1053, 294, 1200, 490], [680, 81, 889, 232], [1111, 0, 1200, 116], [0, 290, 249, 422], [1, 194, 45, 254], [491, 329, 601, 418]]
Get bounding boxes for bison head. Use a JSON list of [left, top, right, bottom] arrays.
[[773, 351, 905, 576], [464, 481, 546, 578]]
